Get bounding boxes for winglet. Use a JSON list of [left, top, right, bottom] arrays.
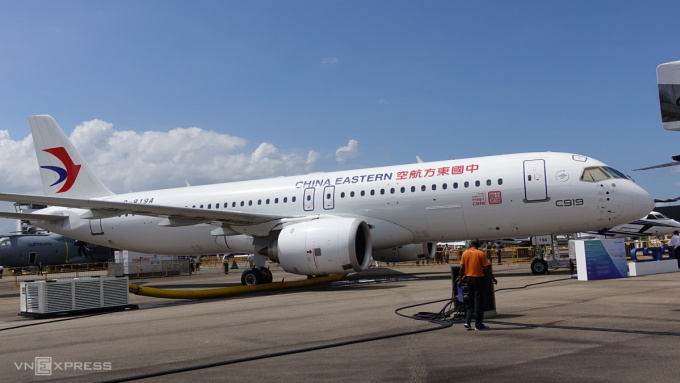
[[657, 60, 680, 131], [29, 115, 114, 198]]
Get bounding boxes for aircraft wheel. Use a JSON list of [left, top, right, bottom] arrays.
[[241, 269, 264, 285], [531, 259, 549, 275]]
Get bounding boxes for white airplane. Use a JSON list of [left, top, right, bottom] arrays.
[[0, 115, 654, 284], [581, 211, 680, 239]]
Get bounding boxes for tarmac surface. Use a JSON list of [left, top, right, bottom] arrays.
[[1, 263, 680, 382]]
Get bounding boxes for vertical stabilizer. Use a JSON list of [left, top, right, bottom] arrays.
[[29, 115, 114, 198], [657, 60, 680, 131]]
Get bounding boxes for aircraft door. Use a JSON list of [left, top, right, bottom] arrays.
[[303, 187, 315, 211], [90, 219, 105, 235], [323, 186, 335, 210], [523, 159, 548, 202]]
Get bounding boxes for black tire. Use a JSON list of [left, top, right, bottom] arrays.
[[241, 269, 263, 285], [531, 259, 549, 275]]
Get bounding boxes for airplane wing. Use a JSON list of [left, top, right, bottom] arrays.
[[0, 211, 69, 222], [633, 155, 680, 171], [0, 193, 289, 227], [633, 161, 680, 171]]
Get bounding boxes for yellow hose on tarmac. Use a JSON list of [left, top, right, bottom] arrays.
[[128, 273, 347, 299]]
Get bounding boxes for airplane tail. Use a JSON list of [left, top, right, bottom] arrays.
[[657, 60, 680, 131], [29, 115, 114, 199]]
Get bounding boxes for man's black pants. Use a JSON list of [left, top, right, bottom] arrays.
[[464, 276, 485, 327]]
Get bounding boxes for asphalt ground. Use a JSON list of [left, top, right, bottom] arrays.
[[1, 263, 679, 382]]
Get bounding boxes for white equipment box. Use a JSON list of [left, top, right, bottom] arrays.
[[20, 276, 131, 317]]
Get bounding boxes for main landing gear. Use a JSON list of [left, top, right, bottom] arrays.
[[241, 266, 273, 285]]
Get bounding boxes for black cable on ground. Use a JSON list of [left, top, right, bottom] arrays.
[[0, 311, 111, 332], [493, 277, 572, 292]]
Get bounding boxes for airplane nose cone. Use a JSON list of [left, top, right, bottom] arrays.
[[630, 184, 655, 221]]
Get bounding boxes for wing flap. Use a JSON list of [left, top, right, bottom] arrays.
[[0, 211, 68, 223]]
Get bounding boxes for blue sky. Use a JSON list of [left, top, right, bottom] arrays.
[[1, 1, 680, 233]]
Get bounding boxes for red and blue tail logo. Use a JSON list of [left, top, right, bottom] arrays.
[[40, 147, 81, 193]]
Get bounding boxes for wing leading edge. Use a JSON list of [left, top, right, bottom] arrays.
[[0, 193, 289, 227]]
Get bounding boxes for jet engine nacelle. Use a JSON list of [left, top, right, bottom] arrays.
[[266, 218, 372, 275], [372, 243, 435, 262]]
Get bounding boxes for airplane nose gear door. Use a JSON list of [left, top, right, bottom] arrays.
[[523, 159, 549, 202]]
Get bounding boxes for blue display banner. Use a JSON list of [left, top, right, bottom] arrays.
[[581, 239, 627, 280]]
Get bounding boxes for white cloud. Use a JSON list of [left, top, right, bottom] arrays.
[[0, 130, 41, 193], [0, 119, 352, 195], [335, 139, 359, 163], [322, 56, 339, 65]]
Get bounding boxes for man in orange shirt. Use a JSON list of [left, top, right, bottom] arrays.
[[458, 239, 497, 330]]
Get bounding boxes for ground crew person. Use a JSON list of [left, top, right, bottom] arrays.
[[458, 239, 497, 330]]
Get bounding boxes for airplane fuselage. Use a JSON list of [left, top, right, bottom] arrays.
[[29, 152, 652, 256]]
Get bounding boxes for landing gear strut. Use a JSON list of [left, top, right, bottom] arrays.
[[240, 266, 273, 285]]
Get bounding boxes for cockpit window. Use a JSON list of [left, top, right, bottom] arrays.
[[0, 237, 10, 246], [602, 167, 628, 179], [580, 166, 629, 182], [580, 167, 611, 182]]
